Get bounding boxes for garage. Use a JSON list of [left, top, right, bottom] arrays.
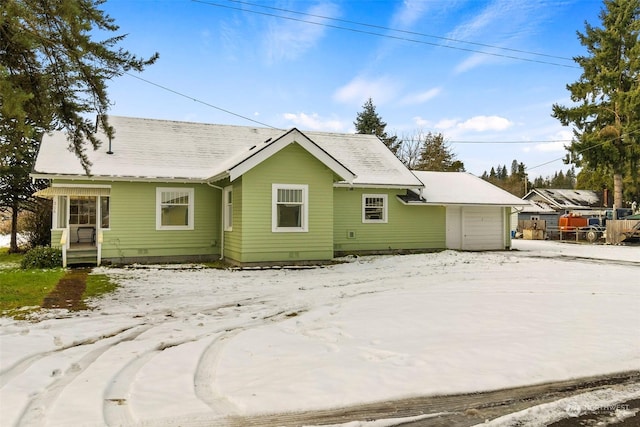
[[446, 206, 505, 250], [412, 171, 529, 251]]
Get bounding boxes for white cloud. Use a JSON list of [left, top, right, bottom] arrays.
[[434, 118, 459, 130], [391, 0, 432, 28], [413, 116, 431, 127], [282, 112, 346, 132], [399, 87, 442, 105], [264, 2, 340, 62], [454, 52, 495, 74], [446, 0, 551, 73], [411, 116, 512, 134], [533, 141, 566, 152], [457, 115, 513, 132], [530, 129, 572, 152], [333, 76, 399, 105]]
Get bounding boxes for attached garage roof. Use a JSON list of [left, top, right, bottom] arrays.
[[411, 171, 529, 206]]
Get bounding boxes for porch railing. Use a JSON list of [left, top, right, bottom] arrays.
[[97, 230, 103, 266], [60, 229, 68, 268]]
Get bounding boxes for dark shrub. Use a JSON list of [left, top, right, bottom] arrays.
[[21, 199, 53, 249], [21, 246, 62, 269]]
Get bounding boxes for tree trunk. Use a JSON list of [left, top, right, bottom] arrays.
[[613, 173, 623, 210], [10, 202, 19, 253]]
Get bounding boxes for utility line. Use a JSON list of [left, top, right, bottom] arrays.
[[124, 72, 279, 129], [450, 140, 570, 144], [525, 129, 640, 171], [191, 0, 579, 69], [221, 0, 574, 62]]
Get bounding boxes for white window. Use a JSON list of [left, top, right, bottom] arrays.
[[53, 196, 68, 229], [223, 186, 233, 231], [69, 197, 96, 225], [100, 196, 110, 229], [362, 194, 388, 223], [272, 184, 308, 232], [156, 188, 194, 230]]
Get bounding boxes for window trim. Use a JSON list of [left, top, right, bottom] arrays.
[[156, 187, 195, 230], [99, 196, 111, 230], [362, 194, 388, 223], [223, 185, 233, 231], [272, 184, 308, 233], [53, 195, 68, 230]]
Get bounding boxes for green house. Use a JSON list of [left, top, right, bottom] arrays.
[[32, 116, 523, 266]]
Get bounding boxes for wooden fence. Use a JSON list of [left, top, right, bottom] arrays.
[[606, 219, 640, 244]]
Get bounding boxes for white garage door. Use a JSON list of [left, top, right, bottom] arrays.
[[447, 206, 505, 250]]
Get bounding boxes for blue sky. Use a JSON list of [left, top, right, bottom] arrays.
[[101, 0, 603, 179]]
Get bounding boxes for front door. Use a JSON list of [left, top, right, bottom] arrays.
[[68, 196, 98, 247]]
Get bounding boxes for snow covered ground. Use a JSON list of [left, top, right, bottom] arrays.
[[0, 239, 638, 426]]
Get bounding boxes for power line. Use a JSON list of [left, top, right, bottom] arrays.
[[223, 0, 574, 62], [449, 140, 570, 144], [191, 0, 579, 69], [124, 72, 279, 129], [525, 129, 640, 171]]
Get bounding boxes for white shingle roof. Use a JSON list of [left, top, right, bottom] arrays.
[[412, 171, 529, 206], [33, 116, 422, 187]]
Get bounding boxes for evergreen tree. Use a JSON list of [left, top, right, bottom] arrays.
[[413, 132, 465, 171], [552, 0, 640, 209], [354, 98, 400, 154], [1, 0, 158, 252]]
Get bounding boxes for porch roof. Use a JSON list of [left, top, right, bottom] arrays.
[[33, 186, 111, 199]]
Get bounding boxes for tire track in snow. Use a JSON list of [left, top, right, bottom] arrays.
[[0, 324, 143, 387], [100, 302, 300, 425], [103, 351, 158, 426], [15, 324, 151, 427], [193, 331, 243, 415]]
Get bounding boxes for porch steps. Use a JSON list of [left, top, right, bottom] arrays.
[[67, 249, 98, 266]]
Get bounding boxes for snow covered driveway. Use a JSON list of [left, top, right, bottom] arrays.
[[1, 240, 639, 426]]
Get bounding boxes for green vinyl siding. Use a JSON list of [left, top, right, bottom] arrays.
[[223, 177, 242, 261], [231, 142, 335, 263], [50, 180, 220, 262], [104, 182, 219, 261], [333, 187, 446, 253]]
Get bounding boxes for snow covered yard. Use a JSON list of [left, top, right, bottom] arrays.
[[0, 240, 638, 426]]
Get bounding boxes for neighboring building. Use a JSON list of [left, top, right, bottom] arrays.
[[517, 188, 605, 237], [522, 188, 603, 213], [32, 116, 526, 266]]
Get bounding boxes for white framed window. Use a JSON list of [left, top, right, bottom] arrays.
[[362, 194, 388, 223], [156, 188, 194, 230], [223, 186, 233, 231], [100, 196, 110, 229], [53, 196, 68, 229], [272, 184, 308, 232], [69, 196, 96, 225]]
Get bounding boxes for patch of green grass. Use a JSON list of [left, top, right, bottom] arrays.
[[0, 248, 119, 317], [0, 247, 23, 267], [84, 273, 118, 301], [0, 268, 67, 314]]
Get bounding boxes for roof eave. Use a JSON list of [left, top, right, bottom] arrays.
[[30, 172, 207, 184], [334, 182, 424, 189]]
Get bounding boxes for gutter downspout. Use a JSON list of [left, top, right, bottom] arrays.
[[207, 182, 225, 260]]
